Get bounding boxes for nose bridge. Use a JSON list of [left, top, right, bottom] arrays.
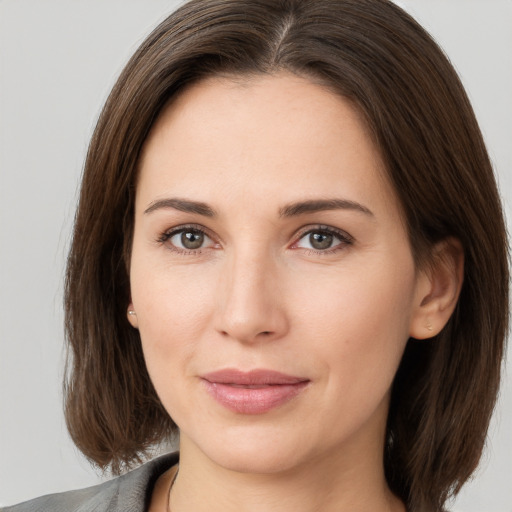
[[215, 242, 287, 343]]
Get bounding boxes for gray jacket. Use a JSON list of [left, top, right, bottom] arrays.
[[1, 453, 178, 512]]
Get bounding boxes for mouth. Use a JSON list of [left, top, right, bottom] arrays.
[[200, 369, 310, 414]]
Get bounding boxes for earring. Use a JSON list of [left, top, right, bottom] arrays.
[[128, 310, 136, 316], [426, 320, 433, 332]]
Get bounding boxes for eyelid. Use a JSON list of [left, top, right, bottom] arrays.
[[295, 224, 353, 239], [157, 223, 220, 249], [290, 224, 354, 252]]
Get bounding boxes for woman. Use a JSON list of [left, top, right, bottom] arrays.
[[3, 0, 508, 511]]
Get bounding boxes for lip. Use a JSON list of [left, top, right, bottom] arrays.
[[200, 369, 310, 414]]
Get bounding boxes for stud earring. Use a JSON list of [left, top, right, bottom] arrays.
[[128, 310, 136, 316], [426, 320, 433, 332]]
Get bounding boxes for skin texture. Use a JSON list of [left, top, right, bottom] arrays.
[[129, 73, 463, 512]]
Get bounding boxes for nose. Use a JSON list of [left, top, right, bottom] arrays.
[[214, 249, 289, 344]]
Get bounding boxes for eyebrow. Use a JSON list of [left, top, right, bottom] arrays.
[[144, 198, 216, 217], [279, 198, 374, 218], [143, 197, 373, 219]]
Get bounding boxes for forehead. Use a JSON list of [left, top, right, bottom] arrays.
[[136, 72, 399, 220]]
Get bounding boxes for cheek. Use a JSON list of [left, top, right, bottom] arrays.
[[130, 262, 217, 370], [293, 258, 416, 398], [129, 267, 218, 423]]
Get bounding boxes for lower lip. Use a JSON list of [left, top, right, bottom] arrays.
[[202, 380, 309, 414]]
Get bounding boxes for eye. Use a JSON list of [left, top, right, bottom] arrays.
[[159, 226, 217, 252], [294, 227, 353, 253], [172, 229, 207, 249]]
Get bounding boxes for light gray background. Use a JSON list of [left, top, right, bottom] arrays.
[[0, 1, 511, 510]]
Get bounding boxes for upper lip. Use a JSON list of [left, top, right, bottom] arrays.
[[201, 369, 309, 385]]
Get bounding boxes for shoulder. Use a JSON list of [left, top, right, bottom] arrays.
[[1, 452, 178, 512]]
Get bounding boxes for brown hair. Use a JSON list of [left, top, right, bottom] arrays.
[[64, 1, 509, 510]]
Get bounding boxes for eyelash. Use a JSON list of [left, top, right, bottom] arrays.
[[156, 224, 353, 256], [292, 225, 354, 255], [156, 224, 217, 255]]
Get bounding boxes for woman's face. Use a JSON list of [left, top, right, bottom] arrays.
[[129, 73, 427, 474]]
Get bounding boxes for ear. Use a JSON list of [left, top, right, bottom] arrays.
[[127, 302, 139, 329], [409, 238, 464, 340]]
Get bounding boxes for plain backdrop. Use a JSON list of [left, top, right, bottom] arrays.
[[0, 1, 511, 510]]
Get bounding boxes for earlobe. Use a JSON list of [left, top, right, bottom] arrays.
[[127, 303, 139, 329], [409, 238, 464, 340]]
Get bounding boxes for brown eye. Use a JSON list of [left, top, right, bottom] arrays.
[[294, 227, 353, 253], [180, 230, 204, 249], [166, 228, 215, 251], [309, 232, 333, 250]]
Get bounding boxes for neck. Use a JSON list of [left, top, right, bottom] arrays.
[[169, 435, 405, 512]]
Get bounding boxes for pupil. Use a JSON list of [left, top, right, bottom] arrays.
[[310, 232, 333, 250], [181, 231, 204, 249]]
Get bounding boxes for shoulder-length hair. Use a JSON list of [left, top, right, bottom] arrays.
[[64, 1, 509, 510]]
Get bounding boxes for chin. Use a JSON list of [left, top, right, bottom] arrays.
[[208, 445, 307, 475], [183, 423, 314, 475]]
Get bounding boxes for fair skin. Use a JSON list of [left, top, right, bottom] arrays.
[[128, 73, 462, 512]]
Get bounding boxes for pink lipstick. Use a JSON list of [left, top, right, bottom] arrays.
[[201, 369, 309, 414]]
